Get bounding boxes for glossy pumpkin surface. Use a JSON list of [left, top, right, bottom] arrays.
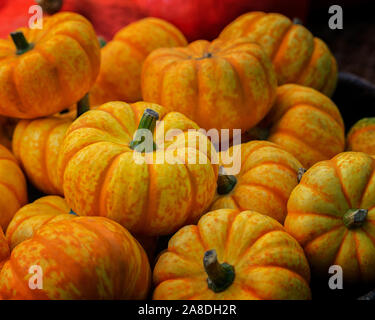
[[6, 196, 74, 250], [219, 12, 338, 96], [0, 144, 27, 230], [285, 152, 375, 284], [211, 141, 303, 223], [0, 216, 151, 299], [57, 101, 218, 236], [90, 17, 187, 105], [347, 118, 375, 155], [262, 84, 345, 169], [153, 209, 311, 300], [0, 12, 100, 118], [141, 37, 277, 132]]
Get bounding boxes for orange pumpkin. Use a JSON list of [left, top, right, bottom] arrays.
[[0, 229, 9, 272], [0, 12, 100, 119], [347, 118, 375, 155], [141, 37, 277, 132], [285, 152, 375, 284], [12, 95, 91, 195], [211, 141, 303, 224], [6, 196, 74, 250], [261, 84, 345, 169], [219, 12, 338, 96], [0, 216, 151, 299], [57, 102, 218, 236], [153, 209, 311, 300], [90, 17, 187, 105], [0, 144, 27, 230]]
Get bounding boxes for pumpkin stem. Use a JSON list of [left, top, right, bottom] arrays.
[[129, 108, 159, 152], [10, 31, 34, 55], [69, 209, 77, 216], [35, 0, 63, 15], [293, 17, 303, 25], [76, 93, 90, 118], [343, 209, 368, 229], [297, 168, 307, 183], [203, 249, 235, 293], [217, 167, 237, 195], [98, 36, 107, 48]]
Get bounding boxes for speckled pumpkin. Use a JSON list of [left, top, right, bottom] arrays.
[[0, 216, 151, 299], [285, 152, 375, 284], [141, 37, 277, 132], [90, 17, 187, 105], [12, 96, 91, 195], [219, 12, 338, 96], [0, 228, 9, 272], [211, 141, 303, 224], [57, 101, 218, 236], [261, 84, 345, 169], [0, 12, 100, 119], [0, 145, 27, 230], [347, 118, 375, 155], [6, 196, 74, 250], [153, 209, 311, 300]]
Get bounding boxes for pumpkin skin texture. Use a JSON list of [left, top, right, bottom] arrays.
[[57, 101, 218, 236], [211, 141, 303, 224], [90, 17, 187, 106], [284, 152, 375, 285], [12, 113, 73, 195], [219, 12, 338, 97], [347, 118, 375, 155], [141, 37, 277, 132], [6, 196, 74, 251], [0, 216, 151, 300], [262, 84, 345, 169], [0, 228, 9, 272], [153, 209, 311, 300], [0, 144, 27, 230], [0, 12, 100, 119]]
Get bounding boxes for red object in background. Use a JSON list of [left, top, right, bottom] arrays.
[[134, 0, 310, 41]]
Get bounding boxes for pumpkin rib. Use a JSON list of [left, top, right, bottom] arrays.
[[270, 23, 294, 61], [11, 61, 29, 114], [230, 194, 242, 210], [349, 126, 375, 144], [359, 159, 375, 207], [330, 229, 349, 266], [321, 55, 338, 96], [237, 283, 262, 300], [330, 162, 353, 209], [159, 61, 182, 108], [115, 37, 149, 59], [243, 160, 298, 177], [303, 224, 345, 252], [353, 232, 363, 282], [95, 109, 133, 140], [243, 12, 266, 37], [239, 143, 281, 169], [270, 128, 327, 159], [146, 19, 187, 46], [238, 182, 288, 206], [0, 180, 23, 206], [287, 210, 341, 220]]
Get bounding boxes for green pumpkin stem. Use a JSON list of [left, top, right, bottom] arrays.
[[293, 17, 303, 25], [129, 108, 159, 152], [76, 93, 90, 118], [217, 167, 237, 195], [203, 249, 235, 293], [10, 31, 34, 55], [297, 168, 307, 183], [343, 209, 368, 229]]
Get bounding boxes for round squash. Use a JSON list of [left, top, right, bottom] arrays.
[[6, 196, 74, 250], [347, 118, 375, 155], [0, 228, 9, 272], [141, 37, 277, 132], [0, 12, 100, 119], [0, 144, 27, 230], [211, 141, 303, 223], [219, 12, 338, 96], [153, 208, 311, 300], [0, 216, 151, 299], [90, 17, 187, 105], [57, 102, 218, 236], [12, 95, 91, 195], [261, 84, 345, 169], [285, 152, 375, 285]]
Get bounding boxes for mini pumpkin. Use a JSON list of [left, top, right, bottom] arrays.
[[90, 17, 187, 105], [141, 37, 277, 132], [285, 152, 375, 285], [0, 12, 100, 119], [0, 216, 151, 299], [0, 144, 27, 230], [261, 84, 345, 169], [6, 196, 74, 250], [347, 118, 375, 155], [211, 141, 303, 224], [58, 102, 218, 236], [12, 94, 91, 195], [219, 12, 338, 96], [153, 209, 311, 300]]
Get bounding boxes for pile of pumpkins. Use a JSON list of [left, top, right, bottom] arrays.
[[0, 11, 374, 300]]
